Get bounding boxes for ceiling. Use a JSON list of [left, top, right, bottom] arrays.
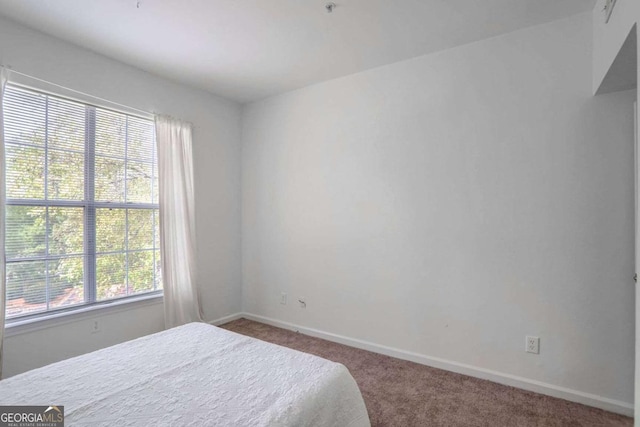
[[0, 0, 596, 103]]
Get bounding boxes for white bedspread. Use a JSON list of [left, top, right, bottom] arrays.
[[0, 322, 370, 427]]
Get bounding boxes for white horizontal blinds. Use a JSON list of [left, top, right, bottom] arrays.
[[93, 106, 160, 301], [126, 117, 156, 204], [4, 88, 46, 200], [95, 109, 125, 202], [94, 217, 161, 301], [3, 84, 160, 320], [4, 86, 86, 317], [47, 96, 85, 200]]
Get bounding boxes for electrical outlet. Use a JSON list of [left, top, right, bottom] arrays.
[[91, 320, 101, 334], [280, 293, 287, 305], [526, 336, 539, 354]]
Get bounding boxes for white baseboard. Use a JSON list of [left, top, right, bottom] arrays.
[[208, 312, 244, 326], [234, 312, 633, 417]]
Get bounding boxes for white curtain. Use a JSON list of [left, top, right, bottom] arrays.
[[155, 115, 203, 328], [0, 68, 7, 377]]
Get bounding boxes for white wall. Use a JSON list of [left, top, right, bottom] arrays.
[[3, 299, 164, 378], [591, 0, 639, 415], [637, 16, 640, 422], [242, 12, 637, 407], [0, 16, 243, 376]]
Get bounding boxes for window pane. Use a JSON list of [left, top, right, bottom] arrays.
[[95, 156, 125, 202], [48, 97, 85, 152], [127, 117, 155, 161], [3, 86, 46, 147], [4, 85, 160, 320], [6, 206, 46, 259], [6, 260, 47, 318], [96, 109, 126, 158], [48, 257, 84, 309], [48, 149, 84, 200], [128, 209, 154, 250], [152, 173, 158, 204], [154, 249, 162, 290], [96, 209, 126, 253], [49, 207, 84, 256], [96, 254, 126, 301], [154, 210, 160, 248], [126, 161, 153, 203], [128, 251, 154, 295], [6, 144, 45, 199]]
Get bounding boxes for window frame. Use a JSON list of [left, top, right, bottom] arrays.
[[4, 83, 162, 324]]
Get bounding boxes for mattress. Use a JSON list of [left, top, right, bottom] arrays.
[[0, 322, 370, 426]]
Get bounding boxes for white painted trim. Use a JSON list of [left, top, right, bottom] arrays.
[[239, 313, 634, 417], [5, 294, 164, 338], [208, 312, 244, 326]]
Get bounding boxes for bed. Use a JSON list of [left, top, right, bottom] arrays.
[[0, 322, 370, 426]]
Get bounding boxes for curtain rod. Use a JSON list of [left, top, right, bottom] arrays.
[[0, 64, 155, 118]]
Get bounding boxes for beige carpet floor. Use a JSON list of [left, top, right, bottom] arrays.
[[220, 318, 632, 427]]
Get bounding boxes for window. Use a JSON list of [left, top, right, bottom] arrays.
[[3, 85, 161, 320]]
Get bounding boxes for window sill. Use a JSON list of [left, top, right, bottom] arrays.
[[4, 293, 164, 338]]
